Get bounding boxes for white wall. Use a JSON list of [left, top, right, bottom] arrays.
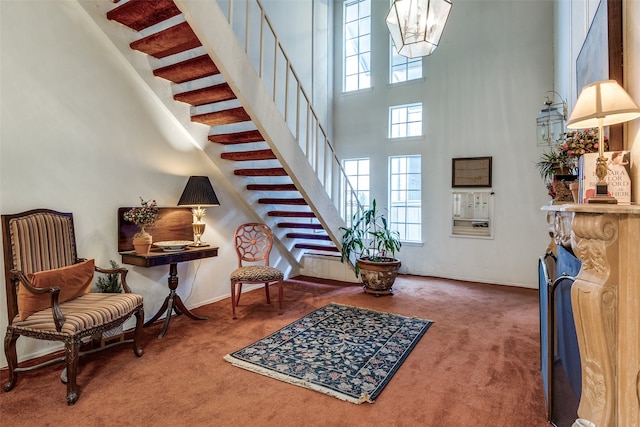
[[332, 0, 555, 287], [257, 0, 333, 132], [554, 0, 640, 200], [0, 0, 292, 367]]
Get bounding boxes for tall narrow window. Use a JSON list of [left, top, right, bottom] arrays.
[[390, 40, 422, 83], [389, 103, 423, 138], [389, 155, 421, 241], [342, 158, 370, 222], [343, 0, 371, 92]]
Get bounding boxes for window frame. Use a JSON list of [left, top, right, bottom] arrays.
[[389, 39, 423, 84], [343, 0, 372, 93], [388, 103, 423, 139], [388, 155, 422, 242], [342, 157, 370, 223]]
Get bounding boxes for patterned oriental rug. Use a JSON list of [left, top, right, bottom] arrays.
[[224, 303, 433, 404]]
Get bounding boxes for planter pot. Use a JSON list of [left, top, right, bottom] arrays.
[[569, 182, 579, 203], [357, 257, 401, 296], [132, 228, 152, 254]]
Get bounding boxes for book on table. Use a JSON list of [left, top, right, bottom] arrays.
[[578, 151, 631, 204]]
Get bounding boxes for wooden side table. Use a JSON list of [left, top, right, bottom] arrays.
[[120, 246, 219, 338], [117, 207, 219, 338]]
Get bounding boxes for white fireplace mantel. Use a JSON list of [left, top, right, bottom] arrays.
[[543, 203, 640, 427]]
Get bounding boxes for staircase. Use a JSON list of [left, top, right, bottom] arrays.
[[104, 0, 348, 263]]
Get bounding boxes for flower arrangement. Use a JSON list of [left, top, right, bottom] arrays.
[[536, 128, 609, 184], [558, 128, 608, 159], [123, 197, 159, 230]]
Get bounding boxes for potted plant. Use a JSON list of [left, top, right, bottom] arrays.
[[535, 149, 572, 183], [93, 260, 125, 346], [123, 197, 159, 254], [340, 199, 402, 295], [536, 128, 607, 202], [95, 260, 123, 293]]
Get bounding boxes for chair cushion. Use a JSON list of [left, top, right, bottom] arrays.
[[11, 292, 143, 336], [18, 259, 95, 320], [230, 265, 284, 282]]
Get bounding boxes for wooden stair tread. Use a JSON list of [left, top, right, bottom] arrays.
[[130, 22, 201, 58], [221, 149, 275, 161], [268, 211, 315, 218], [174, 83, 236, 106], [247, 184, 298, 191], [294, 243, 339, 252], [154, 55, 220, 83], [277, 222, 324, 230], [259, 198, 307, 205], [107, 0, 181, 31], [209, 130, 264, 145], [192, 107, 251, 126], [234, 168, 287, 176], [286, 232, 331, 240], [106, 4, 339, 265]]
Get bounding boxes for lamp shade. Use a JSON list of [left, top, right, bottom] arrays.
[[177, 176, 220, 206], [386, 0, 452, 59], [567, 80, 640, 129]]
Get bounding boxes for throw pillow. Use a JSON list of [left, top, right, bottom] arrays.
[[18, 259, 95, 320]]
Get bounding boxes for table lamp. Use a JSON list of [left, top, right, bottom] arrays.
[[566, 80, 640, 204], [177, 176, 220, 246]]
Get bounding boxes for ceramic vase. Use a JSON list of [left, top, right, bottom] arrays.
[[132, 227, 152, 254]]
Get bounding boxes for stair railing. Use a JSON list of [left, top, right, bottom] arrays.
[[216, 0, 361, 226]]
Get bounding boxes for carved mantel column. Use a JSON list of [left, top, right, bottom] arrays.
[[544, 204, 640, 427]]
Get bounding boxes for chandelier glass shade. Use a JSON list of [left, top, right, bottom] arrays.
[[386, 0, 452, 58]]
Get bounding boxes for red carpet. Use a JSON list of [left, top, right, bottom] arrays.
[[0, 275, 548, 426]]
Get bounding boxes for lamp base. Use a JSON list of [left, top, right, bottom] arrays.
[[191, 222, 207, 246], [588, 196, 618, 204], [189, 242, 210, 247], [587, 183, 618, 204]]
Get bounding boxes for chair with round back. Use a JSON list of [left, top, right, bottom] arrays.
[[230, 223, 284, 319]]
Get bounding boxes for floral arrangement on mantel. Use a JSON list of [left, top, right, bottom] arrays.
[[537, 127, 609, 183], [558, 127, 608, 168], [123, 197, 159, 236]]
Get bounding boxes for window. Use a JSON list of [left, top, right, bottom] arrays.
[[343, 0, 371, 92], [389, 155, 421, 241], [390, 41, 422, 83], [389, 103, 423, 138], [342, 158, 370, 222]]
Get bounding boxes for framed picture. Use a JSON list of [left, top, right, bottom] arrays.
[[575, 0, 623, 151], [452, 157, 492, 188]]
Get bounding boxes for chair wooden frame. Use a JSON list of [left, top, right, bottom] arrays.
[[2, 209, 144, 405], [230, 223, 284, 319]]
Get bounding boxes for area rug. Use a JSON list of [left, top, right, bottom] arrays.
[[224, 302, 433, 404]]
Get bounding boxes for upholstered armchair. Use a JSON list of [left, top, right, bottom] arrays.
[[1, 209, 144, 405]]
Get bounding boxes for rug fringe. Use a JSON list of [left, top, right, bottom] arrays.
[[223, 354, 374, 404]]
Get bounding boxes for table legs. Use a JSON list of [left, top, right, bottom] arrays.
[[144, 262, 208, 338]]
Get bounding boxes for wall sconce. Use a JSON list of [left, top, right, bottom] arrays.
[[386, 0, 452, 59], [536, 91, 567, 146], [177, 176, 220, 246], [567, 80, 640, 204]]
